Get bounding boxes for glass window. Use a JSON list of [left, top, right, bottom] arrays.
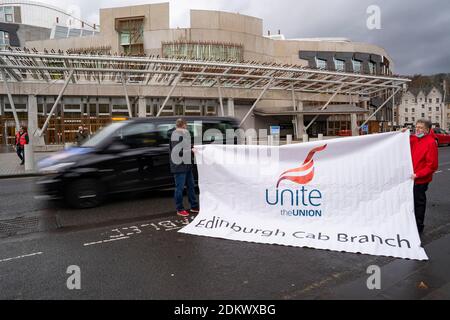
[[352, 60, 362, 73], [412, 108, 415, 113], [405, 117, 409, 122], [316, 58, 327, 70], [429, 107, 432, 112], [116, 123, 157, 148], [436, 98, 440, 103], [157, 123, 177, 143], [368, 61, 376, 74], [405, 108, 408, 112], [421, 113, 425, 117], [436, 107, 440, 112], [83, 122, 128, 147], [412, 117, 415, 122], [429, 99, 432, 103], [334, 58, 345, 72], [120, 32, 131, 46], [162, 42, 243, 62], [0, 31, 10, 48], [99, 104, 110, 114]]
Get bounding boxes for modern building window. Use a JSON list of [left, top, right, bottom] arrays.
[[116, 18, 144, 55], [163, 42, 244, 62], [334, 58, 345, 72], [0, 31, 10, 49], [352, 60, 362, 73], [368, 61, 376, 74], [0, 6, 14, 23], [119, 32, 131, 46], [316, 58, 327, 70]]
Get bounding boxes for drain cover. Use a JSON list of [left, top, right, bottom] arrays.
[[0, 216, 39, 236]]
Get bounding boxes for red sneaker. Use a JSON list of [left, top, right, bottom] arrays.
[[177, 210, 190, 217]]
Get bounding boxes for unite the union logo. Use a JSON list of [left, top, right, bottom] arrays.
[[266, 144, 327, 217], [276, 145, 327, 187]]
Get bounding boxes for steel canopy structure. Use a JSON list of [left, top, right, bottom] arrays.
[[0, 49, 410, 135]]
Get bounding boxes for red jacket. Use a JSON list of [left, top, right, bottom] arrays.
[[15, 132, 29, 147], [410, 133, 438, 185]]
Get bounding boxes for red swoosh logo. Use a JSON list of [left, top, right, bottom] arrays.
[[276, 145, 327, 188]]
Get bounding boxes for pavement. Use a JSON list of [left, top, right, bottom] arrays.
[[0, 146, 56, 178]]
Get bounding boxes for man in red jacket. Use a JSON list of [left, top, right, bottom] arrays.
[[15, 126, 29, 165], [408, 119, 439, 233]]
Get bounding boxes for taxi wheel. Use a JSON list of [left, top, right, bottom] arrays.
[[65, 179, 104, 209]]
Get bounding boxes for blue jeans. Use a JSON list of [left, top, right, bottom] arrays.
[[174, 171, 199, 212], [16, 146, 24, 163]]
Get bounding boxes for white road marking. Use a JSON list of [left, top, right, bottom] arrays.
[[82, 216, 196, 248], [0, 252, 43, 263], [83, 236, 130, 247]]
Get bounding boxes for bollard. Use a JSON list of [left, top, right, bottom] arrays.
[[302, 134, 309, 143], [286, 135, 292, 145], [24, 144, 35, 172], [318, 134, 324, 141]]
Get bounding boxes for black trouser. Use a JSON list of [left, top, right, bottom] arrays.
[[16, 145, 24, 163], [413, 183, 429, 232]]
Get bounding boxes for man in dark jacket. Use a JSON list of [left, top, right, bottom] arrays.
[[75, 126, 88, 146], [169, 119, 199, 217], [15, 126, 29, 165], [407, 119, 439, 233]]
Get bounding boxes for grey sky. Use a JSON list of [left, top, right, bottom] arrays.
[[37, 0, 450, 75]]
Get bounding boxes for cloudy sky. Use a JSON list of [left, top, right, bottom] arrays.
[[37, 0, 450, 75]]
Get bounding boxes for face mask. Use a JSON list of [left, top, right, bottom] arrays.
[[416, 133, 425, 138]]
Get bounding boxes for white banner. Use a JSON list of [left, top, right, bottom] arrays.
[[180, 132, 428, 260]]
